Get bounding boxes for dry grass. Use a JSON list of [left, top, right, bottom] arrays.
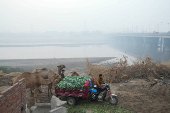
[[86, 56, 170, 83], [162, 61, 170, 68]]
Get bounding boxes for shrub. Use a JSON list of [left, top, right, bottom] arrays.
[[86, 56, 170, 83]]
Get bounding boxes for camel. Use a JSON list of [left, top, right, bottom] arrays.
[[71, 71, 80, 76], [13, 72, 61, 105], [32, 68, 55, 79], [32, 64, 65, 95], [32, 64, 65, 78]]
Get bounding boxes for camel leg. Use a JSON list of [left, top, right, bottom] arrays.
[[31, 89, 33, 95], [38, 88, 42, 93], [50, 83, 52, 95], [48, 83, 52, 97], [48, 84, 50, 97], [31, 88, 41, 95], [34, 87, 40, 105], [38, 86, 42, 93]]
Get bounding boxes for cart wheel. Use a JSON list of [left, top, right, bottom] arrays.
[[67, 97, 76, 105]]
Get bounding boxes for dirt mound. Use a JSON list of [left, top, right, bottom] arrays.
[[111, 80, 170, 113]]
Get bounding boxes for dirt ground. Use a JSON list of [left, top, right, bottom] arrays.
[[0, 58, 170, 113], [0, 57, 113, 74], [110, 79, 170, 113], [2, 76, 170, 112]]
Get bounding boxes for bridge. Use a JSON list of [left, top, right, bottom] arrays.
[[108, 34, 170, 62]]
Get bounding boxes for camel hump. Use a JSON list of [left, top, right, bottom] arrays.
[[33, 72, 39, 74], [33, 68, 47, 72], [41, 68, 47, 70], [22, 72, 31, 74], [71, 71, 78, 74], [71, 71, 80, 76]]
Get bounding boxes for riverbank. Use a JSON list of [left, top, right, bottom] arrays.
[[0, 57, 115, 75]]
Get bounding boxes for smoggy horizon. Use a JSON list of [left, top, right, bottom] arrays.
[[0, 0, 170, 33]]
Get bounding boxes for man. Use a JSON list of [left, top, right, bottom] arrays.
[[96, 74, 104, 88], [96, 74, 106, 101], [61, 69, 65, 79]]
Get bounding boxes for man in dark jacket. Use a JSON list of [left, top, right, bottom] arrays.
[[97, 74, 104, 88], [61, 69, 65, 79], [96, 74, 106, 101]]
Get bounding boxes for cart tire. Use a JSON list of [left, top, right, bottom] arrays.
[[67, 97, 76, 105], [109, 96, 118, 105]]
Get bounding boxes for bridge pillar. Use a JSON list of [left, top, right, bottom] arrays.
[[161, 38, 170, 62], [143, 37, 161, 61], [131, 36, 145, 57]]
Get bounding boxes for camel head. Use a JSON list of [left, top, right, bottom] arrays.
[[57, 64, 66, 75], [71, 71, 80, 76], [57, 64, 65, 69]]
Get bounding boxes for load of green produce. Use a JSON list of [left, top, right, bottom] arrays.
[[56, 76, 92, 90]]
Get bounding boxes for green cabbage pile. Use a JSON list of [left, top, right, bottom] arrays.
[[56, 76, 92, 90]]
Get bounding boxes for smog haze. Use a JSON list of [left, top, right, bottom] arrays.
[[0, 0, 170, 33]]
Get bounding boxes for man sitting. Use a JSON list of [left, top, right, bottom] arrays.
[[97, 74, 104, 88], [96, 74, 106, 101]]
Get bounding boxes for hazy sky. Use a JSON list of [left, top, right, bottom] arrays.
[[0, 0, 170, 33]]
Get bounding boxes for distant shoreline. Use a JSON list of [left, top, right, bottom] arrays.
[[0, 57, 115, 75], [0, 42, 108, 47]]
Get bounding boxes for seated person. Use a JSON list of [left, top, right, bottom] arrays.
[[96, 74, 104, 88], [96, 74, 106, 100]]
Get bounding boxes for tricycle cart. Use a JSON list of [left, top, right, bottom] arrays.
[[55, 76, 118, 105]]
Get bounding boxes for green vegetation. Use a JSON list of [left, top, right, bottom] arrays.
[[0, 66, 23, 74], [56, 76, 92, 90], [67, 101, 134, 113]]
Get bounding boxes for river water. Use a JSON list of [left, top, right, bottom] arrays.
[[0, 43, 137, 65], [0, 35, 168, 63], [0, 44, 134, 58]]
